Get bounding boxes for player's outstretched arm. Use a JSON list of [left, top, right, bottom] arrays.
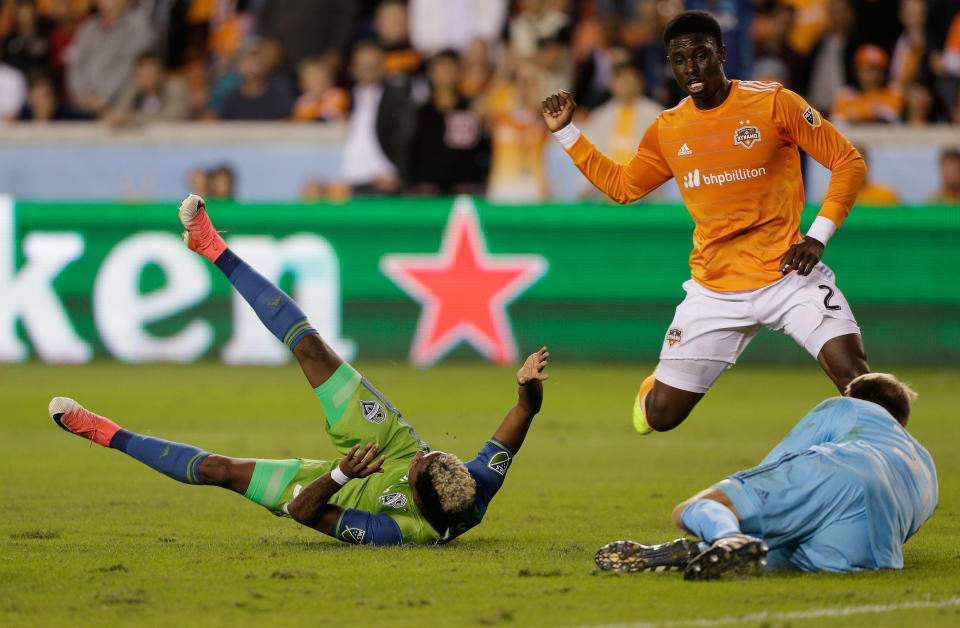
[[541, 91, 671, 205], [286, 443, 385, 534], [492, 347, 549, 453]]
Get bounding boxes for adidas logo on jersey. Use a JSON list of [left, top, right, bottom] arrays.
[[682, 167, 768, 189], [677, 143, 692, 156]]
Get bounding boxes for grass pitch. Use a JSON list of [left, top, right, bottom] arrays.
[[1, 360, 959, 627]]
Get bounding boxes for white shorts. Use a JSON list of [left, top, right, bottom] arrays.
[[656, 263, 861, 394]]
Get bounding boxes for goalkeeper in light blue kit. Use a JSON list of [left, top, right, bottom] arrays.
[[596, 372, 938, 579]]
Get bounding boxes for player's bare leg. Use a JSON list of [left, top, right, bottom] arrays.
[[817, 333, 869, 392], [639, 381, 703, 432], [291, 333, 343, 388], [196, 455, 256, 494]]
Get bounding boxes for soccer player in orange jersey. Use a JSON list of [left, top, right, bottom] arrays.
[[541, 10, 869, 434]]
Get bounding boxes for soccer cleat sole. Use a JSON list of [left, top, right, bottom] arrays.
[[595, 538, 701, 573], [683, 537, 768, 581]]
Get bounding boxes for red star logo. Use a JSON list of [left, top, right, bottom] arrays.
[[381, 197, 548, 366]]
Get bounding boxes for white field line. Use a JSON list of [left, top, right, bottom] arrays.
[[573, 596, 960, 628]]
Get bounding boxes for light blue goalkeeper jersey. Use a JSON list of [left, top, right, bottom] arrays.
[[737, 397, 938, 569]]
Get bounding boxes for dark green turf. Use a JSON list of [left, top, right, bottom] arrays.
[[1, 361, 958, 627]]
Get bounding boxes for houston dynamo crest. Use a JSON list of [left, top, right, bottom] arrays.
[[360, 400, 386, 424], [734, 123, 761, 149], [379, 492, 408, 509], [487, 451, 511, 476]]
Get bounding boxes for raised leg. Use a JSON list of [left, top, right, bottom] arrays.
[[179, 194, 343, 388], [817, 333, 869, 392], [643, 381, 704, 432]]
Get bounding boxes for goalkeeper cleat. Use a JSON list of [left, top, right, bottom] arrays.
[[48, 397, 121, 448], [683, 534, 768, 581], [178, 194, 226, 262], [632, 372, 657, 435], [595, 538, 701, 573]]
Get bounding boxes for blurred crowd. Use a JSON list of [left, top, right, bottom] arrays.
[[2, 0, 960, 203]]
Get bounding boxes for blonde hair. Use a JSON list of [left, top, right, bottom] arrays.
[[844, 372, 918, 426], [427, 453, 476, 513]]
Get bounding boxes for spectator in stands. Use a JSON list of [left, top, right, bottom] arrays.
[[933, 7, 960, 121], [933, 148, 960, 204], [209, 164, 236, 200], [408, 50, 490, 195], [0, 43, 27, 119], [799, 0, 861, 115], [18, 70, 84, 120], [45, 0, 84, 93], [509, 0, 570, 57], [485, 58, 550, 202], [890, 0, 928, 88], [2, 0, 52, 76], [752, 57, 791, 84], [578, 62, 661, 199], [219, 37, 295, 120], [536, 34, 573, 97], [460, 36, 494, 99], [903, 81, 935, 124], [104, 50, 190, 126], [832, 44, 904, 124], [753, 2, 804, 90], [408, 0, 507, 56], [292, 55, 348, 122], [375, 0, 421, 78], [925, 0, 960, 119], [66, 0, 153, 116], [854, 145, 900, 206], [257, 0, 358, 78], [188, 166, 210, 198], [341, 40, 414, 194]]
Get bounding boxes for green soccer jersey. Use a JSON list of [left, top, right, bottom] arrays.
[[244, 363, 515, 545]]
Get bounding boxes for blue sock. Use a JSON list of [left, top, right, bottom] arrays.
[[110, 430, 209, 485], [214, 248, 317, 351], [680, 499, 741, 542]]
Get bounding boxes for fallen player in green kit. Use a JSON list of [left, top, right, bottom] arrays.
[[48, 194, 548, 545]]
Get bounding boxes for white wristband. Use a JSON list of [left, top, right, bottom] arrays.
[[552, 123, 581, 149], [330, 466, 350, 486], [806, 216, 837, 245]]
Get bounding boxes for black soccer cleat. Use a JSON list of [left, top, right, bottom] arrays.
[[595, 538, 701, 573], [683, 534, 768, 581]]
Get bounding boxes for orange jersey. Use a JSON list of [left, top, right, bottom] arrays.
[[566, 80, 865, 291], [831, 86, 904, 124]]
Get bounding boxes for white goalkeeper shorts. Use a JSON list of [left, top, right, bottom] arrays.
[[655, 263, 861, 394]]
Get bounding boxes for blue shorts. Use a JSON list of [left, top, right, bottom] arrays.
[[713, 450, 880, 572]]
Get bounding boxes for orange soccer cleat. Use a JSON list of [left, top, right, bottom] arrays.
[[48, 397, 122, 448], [178, 194, 227, 262]]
